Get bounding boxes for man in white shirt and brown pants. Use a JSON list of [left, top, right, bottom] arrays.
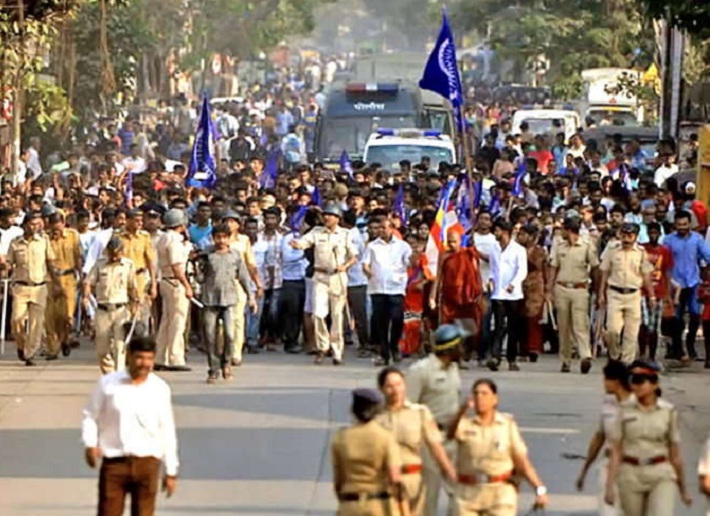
[[82, 336, 179, 515], [488, 219, 528, 372]]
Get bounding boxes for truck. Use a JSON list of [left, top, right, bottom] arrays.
[[577, 68, 642, 127]]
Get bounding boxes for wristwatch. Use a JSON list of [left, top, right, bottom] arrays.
[[535, 485, 547, 496]]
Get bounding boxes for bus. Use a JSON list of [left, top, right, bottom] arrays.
[[314, 82, 424, 162]]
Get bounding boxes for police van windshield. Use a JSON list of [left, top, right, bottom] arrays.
[[322, 115, 416, 159], [366, 145, 453, 170]]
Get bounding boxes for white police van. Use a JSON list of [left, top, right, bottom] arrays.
[[363, 128, 456, 172]]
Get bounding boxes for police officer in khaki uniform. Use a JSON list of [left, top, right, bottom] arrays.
[[606, 360, 692, 515], [45, 212, 81, 359], [3, 213, 57, 366], [155, 208, 192, 372], [331, 388, 404, 516], [83, 236, 138, 374], [223, 210, 262, 366], [548, 216, 600, 374], [599, 223, 655, 364], [290, 205, 357, 365], [448, 378, 548, 516], [377, 367, 457, 515], [406, 324, 463, 516], [118, 209, 157, 332]]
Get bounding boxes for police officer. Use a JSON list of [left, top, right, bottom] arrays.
[[83, 236, 138, 374], [377, 366, 457, 515], [448, 378, 548, 515], [155, 208, 192, 372], [605, 360, 692, 515], [290, 204, 357, 365], [548, 215, 600, 374], [330, 388, 404, 516], [406, 324, 463, 516], [118, 208, 157, 332], [599, 223, 655, 364], [3, 213, 57, 366], [45, 212, 81, 359]]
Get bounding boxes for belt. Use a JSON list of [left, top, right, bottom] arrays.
[[97, 303, 127, 311], [136, 268, 147, 274], [622, 455, 667, 466], [401, 464, 423, 475], [609, 285, 639, 295], [55, 269, 76, 277], [314, 267, 331, 274], [458, 470, 514, 486], [14, 281, 46, 287], [339, 492, 390, 502], [556, 281, 588, 289], [103, 456, 160, 464]]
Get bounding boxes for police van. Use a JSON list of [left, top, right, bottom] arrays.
[[363, 129, 456, 172]]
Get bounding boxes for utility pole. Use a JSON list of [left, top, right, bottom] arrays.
[[10, 0, 25, 177], [659, 16, 684, 141]]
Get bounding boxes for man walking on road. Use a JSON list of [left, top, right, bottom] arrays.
[[82, 336, 179, 516]]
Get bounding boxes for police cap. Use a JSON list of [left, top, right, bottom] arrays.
[[352, 388, 383, 406], [106, 236, 124, 252], [434, 324, 463, 352], [620, 222, 640, 235], [322, 204, 342, 218], [163, 208, 186, 228], [221, 210, 241, 222]]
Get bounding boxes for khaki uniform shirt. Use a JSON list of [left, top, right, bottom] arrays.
[[7, 233, 55, 284], [550, 236, 599, 284], [610, 398, 679, 489], [157, 230, 189, 278], [331, 419, 401, 495], [119, 230, 155, 272], [406, 354, 461, 428], [298, 225, 357, 272], [49, 228, 81, 272], [600, 244, 653, 289], [87, 257, 138, 304], [376, 401, 443, 466]]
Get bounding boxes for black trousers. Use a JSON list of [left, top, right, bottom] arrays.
[[370, 294, 405, 361], [671, 287, 700, 358], [347, 285, 370, 350], [491, 299, 524, 363], [279, 280, 305, 349]]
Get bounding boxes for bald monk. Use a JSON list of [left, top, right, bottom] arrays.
[[429, 229, 484, 357]]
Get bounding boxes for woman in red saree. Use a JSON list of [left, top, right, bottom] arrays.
[[429, 228, 485, 359], [399, 237, 426, 356]]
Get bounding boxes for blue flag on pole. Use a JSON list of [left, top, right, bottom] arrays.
[[124, 170, 133, 204], [393, 184, 407, 225], [290, 205, 308, 234], [512, 162, 526, 197], [186, 97, 218, 189], [311, 186, 321, 207], [419, 10, 464, 132], [340, 150, 354, 180], [260, 148, 280, 189]]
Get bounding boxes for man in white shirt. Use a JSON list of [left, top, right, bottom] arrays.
[[26, 137, 43, 179], [343, 210, 371, 357], [121, 144, 148, 174], [653, 153, 678, 188], [472, 211, 497, 361], [279, 227, 307, 353], [362, 217, 412, 365], [81, 336, 179, 514], [488, 219, 528, 372]]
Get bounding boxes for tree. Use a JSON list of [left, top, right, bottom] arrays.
[[635, 0, 710, 38]]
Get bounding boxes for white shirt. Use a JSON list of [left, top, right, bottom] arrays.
[[27, 147, 42, 179], [81, 370, 179, 476], [653, 163, 678, 188], [257, 231, 283, 290], [347, 227, 368, 287], [489, 239, 527, 300], [122, 156, 147, 174], [473, 232, 497, 288], [0, 225, 23, 256], [362, 236, 411, 296]]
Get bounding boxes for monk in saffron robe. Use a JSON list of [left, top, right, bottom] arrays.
[[429, 228, 485, 355]]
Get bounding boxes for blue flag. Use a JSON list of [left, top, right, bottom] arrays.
[[512, 162, 526, 197], [489, 190, 502, 218], [290, 205, 308, 234], [124, 170, 133, 204], [260, 148, 280, 189], [340, 150, 354, 180], [419, 10, 464, 132], [186, 97, 218, 189], [393, 184, 407, 226], [311, 186, 321, 207], [456, 174, 473, 232], [472, 180, 483, 208]]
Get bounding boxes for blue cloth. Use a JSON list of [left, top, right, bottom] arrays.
[[186, 97, 218, 189], [188, 222, 213, 246], [663, 231, 710, 288]]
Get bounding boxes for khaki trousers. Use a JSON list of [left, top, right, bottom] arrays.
[[45, 275, 77, 355], [12, 284, 47, 360], [135, 272, 152, 332], [605, 289, 641, 363], [617, 478, 675, 516], [231, 283, 247, 362], [423, 438, 455, 516], [313, 273, 346, 360], [95, 306, 129, 374], [156, 279, 189, 366], [554, 284, 591, 364]]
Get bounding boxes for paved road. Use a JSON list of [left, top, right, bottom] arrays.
[[0, 344, 709, 515]]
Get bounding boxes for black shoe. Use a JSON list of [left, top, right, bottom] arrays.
[[169, 365, 192, 372], [17, 348, 25, 361], [285, 346, 301, 354], [486, 358, 500, 372], [61, 342, 72, 357], [153, 364, 168, 371], [45, 354, 59, 361], [25, 359, 36, 367], [333, 358, 343, 366], [508, 362, 520, 372], [581, 358, 592, 375], [69, 339, 80, 349], [529, 352, 539, 363], [561, 363, 571, 373], [247, 347, 260, 355]]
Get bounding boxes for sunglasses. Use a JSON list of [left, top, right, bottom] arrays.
[[630, 373, 657, 385]]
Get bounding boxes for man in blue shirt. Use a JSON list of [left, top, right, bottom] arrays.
[[188, 202, 213, 249], [662, 210, 710, 359]]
